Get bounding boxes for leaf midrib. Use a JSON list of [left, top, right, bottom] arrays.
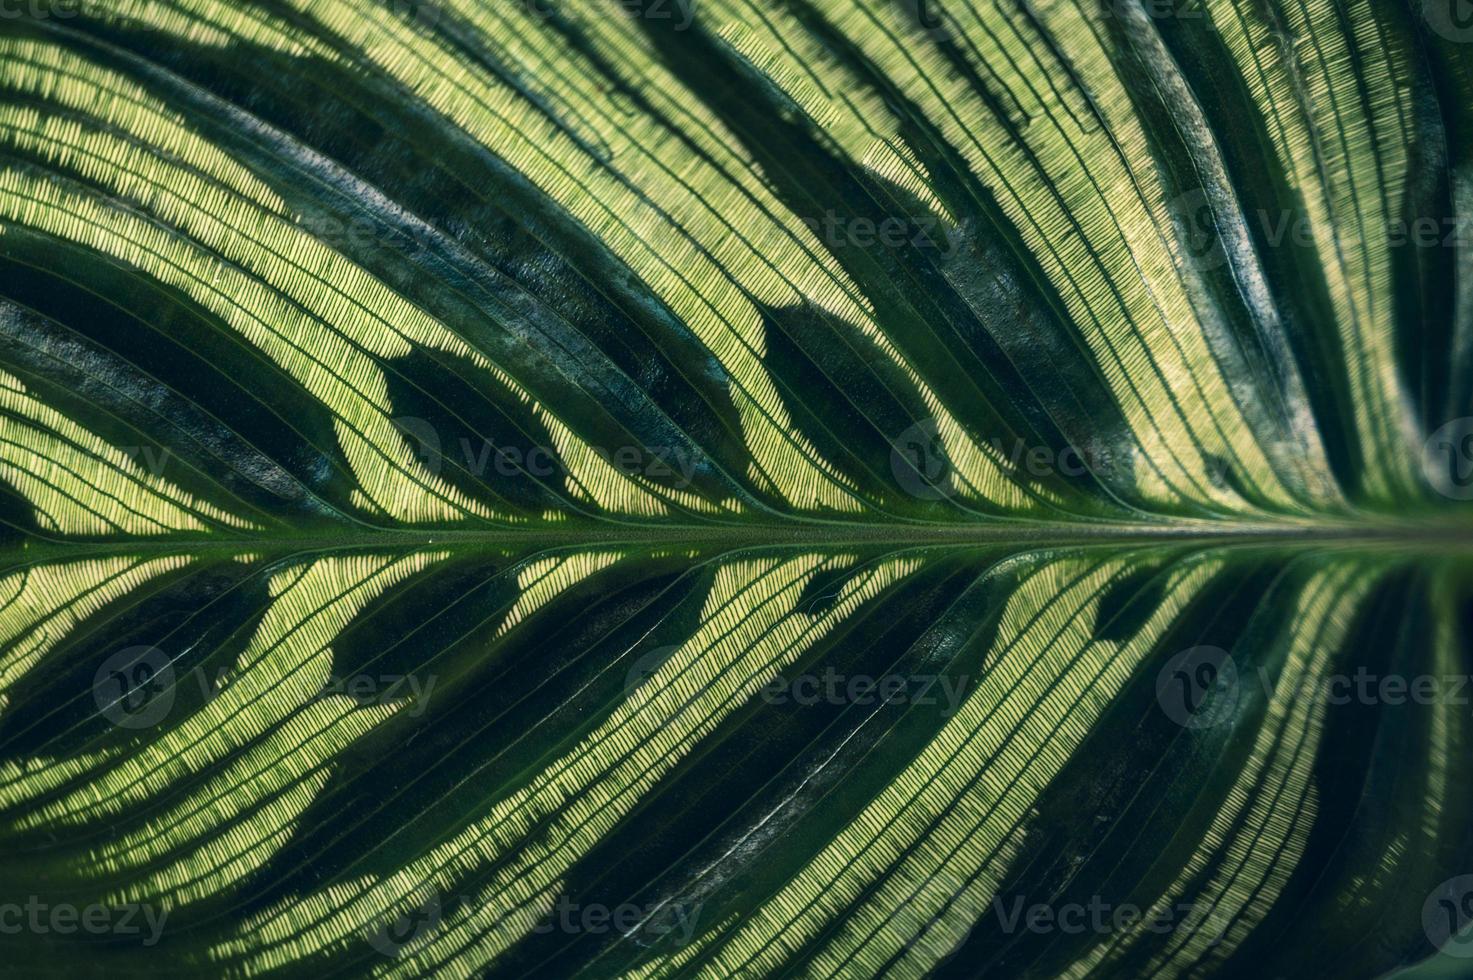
[[8, 512, 1472, 566]]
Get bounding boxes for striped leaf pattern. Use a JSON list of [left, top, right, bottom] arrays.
[[0, 1, 1469, 977]]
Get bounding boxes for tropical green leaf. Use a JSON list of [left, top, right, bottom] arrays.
[[0, 0, 1470, 977]]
